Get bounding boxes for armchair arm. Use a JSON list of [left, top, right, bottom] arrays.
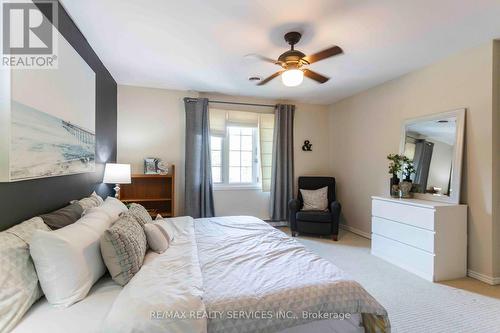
[[288, 199, 300, 231], [330, 201, 341, 235]]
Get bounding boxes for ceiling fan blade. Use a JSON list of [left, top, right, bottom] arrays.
[[303, 69, 329, 83], [245, 53, 281, 65], [257, 71, 284, 85], [302, 46, 343, 64]]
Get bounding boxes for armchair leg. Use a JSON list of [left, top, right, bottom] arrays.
[[332, 234, 338, 241]]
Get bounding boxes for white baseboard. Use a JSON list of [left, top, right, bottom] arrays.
[[340, 224, 371, 239], [467, 269, 500, 285]]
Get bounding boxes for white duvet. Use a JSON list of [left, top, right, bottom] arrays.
[[101, 216, 206, 333], [101, 216, 389, 333]]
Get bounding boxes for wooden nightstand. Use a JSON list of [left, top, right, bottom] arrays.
[[119, 165, 175, 217]]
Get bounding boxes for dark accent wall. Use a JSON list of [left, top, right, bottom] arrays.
[[0, 1, 117, 231]]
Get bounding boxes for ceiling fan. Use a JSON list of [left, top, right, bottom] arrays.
[[253, 31, 343, 87]]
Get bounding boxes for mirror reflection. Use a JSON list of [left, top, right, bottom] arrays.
[[403, 117, 457, 197]]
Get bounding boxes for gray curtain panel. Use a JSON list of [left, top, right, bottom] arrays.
[[270, 104, 295, 221], [413, 139, 434, 193], [183, 98, 215, 218]]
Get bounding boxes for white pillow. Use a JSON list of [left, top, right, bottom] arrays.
[[144, 224, 170, 254], [300, 186, 328, 211], [155, 215, 176, 241], [85, 196, 128, 221], [30, 209, 115, 307]]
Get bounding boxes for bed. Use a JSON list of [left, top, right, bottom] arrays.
[[13, 216, 389, 333]]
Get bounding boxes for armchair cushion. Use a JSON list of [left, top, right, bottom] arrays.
[[299, 186, 328, 211], [296, 211, 331, 223]]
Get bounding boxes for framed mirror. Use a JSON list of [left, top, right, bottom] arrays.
[[399, 109, 465, 204]]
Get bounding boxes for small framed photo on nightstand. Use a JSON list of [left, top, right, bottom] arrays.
[[144, 158, 159, 174]]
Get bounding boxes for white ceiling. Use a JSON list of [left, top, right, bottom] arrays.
[[60, 0, 500, 105]]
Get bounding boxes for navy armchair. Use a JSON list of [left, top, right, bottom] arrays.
[[288, 177, 341, 241]]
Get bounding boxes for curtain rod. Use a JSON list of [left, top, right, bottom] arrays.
[[185, 98, 275, 108]]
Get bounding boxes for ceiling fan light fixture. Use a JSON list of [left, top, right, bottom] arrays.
[[281, 69, 304, 87]]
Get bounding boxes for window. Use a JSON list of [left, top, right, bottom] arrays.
[[210, 126, 259, 187], [228, 127, 257, 184], [210, 109, 273, 189]]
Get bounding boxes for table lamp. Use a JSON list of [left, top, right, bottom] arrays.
[[103, 163, 131, 199]]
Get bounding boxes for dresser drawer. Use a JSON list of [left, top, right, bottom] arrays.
[[372, 199, 435, 230], [371, 234, 435, 280], [372, 216, 435, 253]]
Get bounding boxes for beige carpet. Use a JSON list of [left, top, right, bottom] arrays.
[[285, 228, 500, 333]]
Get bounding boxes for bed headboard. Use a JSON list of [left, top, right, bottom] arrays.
[[0, 1, 117, 231]]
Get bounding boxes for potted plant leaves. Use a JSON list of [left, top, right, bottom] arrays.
[[387, 154, 403, 197]]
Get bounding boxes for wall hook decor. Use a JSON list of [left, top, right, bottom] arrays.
[[302, 140, 312, 151]]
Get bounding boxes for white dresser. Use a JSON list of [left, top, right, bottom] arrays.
[[371, 196, 467, 282]]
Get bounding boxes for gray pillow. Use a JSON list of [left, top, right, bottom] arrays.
[[0, 217, 51, 333], [127, 203, 152, 227], [300, 186, 328, 211], [40, 203, 83, 230], [100, 212, 147, 286]]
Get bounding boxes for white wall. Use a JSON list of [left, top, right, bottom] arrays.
[[329, 42, 496, 279], [214, 190, 270, 220], [117, 87, 331, 219], [117, 86, 196, 214]]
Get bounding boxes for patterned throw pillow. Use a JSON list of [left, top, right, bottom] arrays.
[[300, 186, 329, 211], [100, 212, 147, 286], [127, 203, 152, 227], [0, 217, 50, 333]]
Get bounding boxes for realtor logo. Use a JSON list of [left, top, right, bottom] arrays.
[[1, 0, 58, 68]]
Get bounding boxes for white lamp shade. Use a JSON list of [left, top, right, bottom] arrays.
[[281, 69, 304, 87], [103, 163, 131, 184]]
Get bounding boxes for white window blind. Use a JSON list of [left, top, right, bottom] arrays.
[[259, 114, 274, 192], [209, 109, 227, 136], [226, 110, 259, 128]]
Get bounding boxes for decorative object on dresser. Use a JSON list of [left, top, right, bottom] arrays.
[[119, 165, 175, 218], [288, 177, 341, 241], [371, 196, 467, 282], [103, 163, 132, 198]]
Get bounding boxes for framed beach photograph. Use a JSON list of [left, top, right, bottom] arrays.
[[0, 27, 96, 182]]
